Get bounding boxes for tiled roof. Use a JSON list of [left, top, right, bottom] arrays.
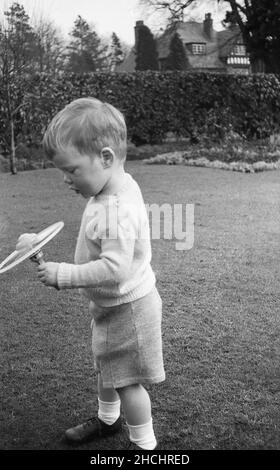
[[157, 22, 226, 70], [177, 21, 212, 43]]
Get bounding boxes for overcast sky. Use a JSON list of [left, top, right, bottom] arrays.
[[0, 0, 227, 45]]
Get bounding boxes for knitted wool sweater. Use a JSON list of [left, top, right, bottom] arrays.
[[56, 173, 156, 306]]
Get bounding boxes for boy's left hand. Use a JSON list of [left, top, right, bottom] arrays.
[[38, 262, 59, 288]]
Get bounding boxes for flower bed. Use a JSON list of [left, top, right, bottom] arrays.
[[144, 145, 280, 173]]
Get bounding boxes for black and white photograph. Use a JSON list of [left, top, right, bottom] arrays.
[[0, 0, 279, 464]]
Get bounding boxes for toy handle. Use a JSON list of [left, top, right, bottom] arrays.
[[30, 250, 45, 265]]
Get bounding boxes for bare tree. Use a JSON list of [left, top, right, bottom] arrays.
[[33, 18, 66, 76], [0, 3, 68, 173], [0, 2, 37, 174], [139, 0, 200, 25]]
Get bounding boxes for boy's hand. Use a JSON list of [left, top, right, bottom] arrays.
[[38, 262, 59, 288]]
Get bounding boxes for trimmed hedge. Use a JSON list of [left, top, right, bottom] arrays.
[[1, 71, 280, 154]]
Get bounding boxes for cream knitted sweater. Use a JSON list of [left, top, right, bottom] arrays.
[[57, 173, 156, 306]]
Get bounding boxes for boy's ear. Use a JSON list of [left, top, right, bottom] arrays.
[[100, 147, 115, 168]]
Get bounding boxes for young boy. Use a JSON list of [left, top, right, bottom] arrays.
[[29, 97, 165, 450]]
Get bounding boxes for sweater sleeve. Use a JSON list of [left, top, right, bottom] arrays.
[[57, 217, 135, 290]]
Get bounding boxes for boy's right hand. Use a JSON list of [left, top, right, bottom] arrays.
[[16, 233, 39, 252]]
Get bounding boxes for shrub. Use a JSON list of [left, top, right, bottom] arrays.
[[1, 72, 280, 156]]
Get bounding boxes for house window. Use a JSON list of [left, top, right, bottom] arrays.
[[231, 44, 246, 56], [191, 43, 206, 55], [227, 56, 250, 65]]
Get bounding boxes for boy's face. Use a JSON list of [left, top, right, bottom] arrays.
[[53, 147, 110, 199]]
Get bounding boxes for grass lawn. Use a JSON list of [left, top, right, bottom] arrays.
[[0, 161, 280, 450]]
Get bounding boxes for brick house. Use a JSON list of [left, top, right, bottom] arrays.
[[117, 13, 251, 74]]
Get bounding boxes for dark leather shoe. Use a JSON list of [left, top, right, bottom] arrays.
[[125, 440, 159, 451], [65, 416, 122, 444]]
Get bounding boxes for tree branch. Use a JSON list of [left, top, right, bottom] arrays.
[[227, 0, 248, 35], [227, 0, 247, 16]]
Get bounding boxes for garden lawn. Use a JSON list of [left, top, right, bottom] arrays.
[[0, 161, 280, 450]]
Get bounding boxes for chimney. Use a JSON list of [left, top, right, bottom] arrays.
[[134, 20, 144, 48], [203, 13, 213, 39]]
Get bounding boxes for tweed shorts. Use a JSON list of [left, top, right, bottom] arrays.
[[89, 287, 165, 388]]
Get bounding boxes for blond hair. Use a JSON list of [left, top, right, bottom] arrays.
[[42, 97, 127, 160]]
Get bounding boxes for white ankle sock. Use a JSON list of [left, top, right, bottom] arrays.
[[98, 398, 121, 426], [127, 418, 157, 450]]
